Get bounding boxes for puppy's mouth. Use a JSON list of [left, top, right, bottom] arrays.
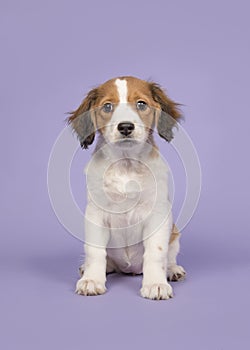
[[115, 137, 139, 147]]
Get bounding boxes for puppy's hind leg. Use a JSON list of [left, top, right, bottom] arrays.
[[167, 225, 186, 282]]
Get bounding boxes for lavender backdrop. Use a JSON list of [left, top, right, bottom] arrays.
[[1, 1, 250, 349]]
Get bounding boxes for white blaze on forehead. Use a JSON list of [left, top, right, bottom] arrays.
[[115, 79, 128, 104], [111, 78, 141, 126]]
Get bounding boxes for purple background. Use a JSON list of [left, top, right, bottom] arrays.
[[1, 1, 250, 349]]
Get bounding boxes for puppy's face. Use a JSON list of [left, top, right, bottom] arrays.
[[68, 76, 181, 149]]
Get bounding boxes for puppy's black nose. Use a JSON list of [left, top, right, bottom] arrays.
[[117, 122, 135, 136]]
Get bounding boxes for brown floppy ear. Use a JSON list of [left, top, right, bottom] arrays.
[[149, 82, 182, 142], [67, 88, 98, 149]]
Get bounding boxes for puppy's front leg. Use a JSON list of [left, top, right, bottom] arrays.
[[76, 207, 109, 296], [76, 244, 107, 296], [140, 220, 173, 300]]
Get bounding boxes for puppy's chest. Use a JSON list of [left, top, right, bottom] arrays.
[[103, 159, 154, 202]]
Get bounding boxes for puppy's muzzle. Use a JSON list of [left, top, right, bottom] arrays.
[[117, 122, 135, 136]]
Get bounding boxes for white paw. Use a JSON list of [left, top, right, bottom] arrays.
[[167, 265, 186, 282], [140, 282, 173, 300], [75, 278, 106, 296]]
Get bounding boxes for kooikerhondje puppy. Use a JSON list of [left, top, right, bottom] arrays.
[[68, 76, 186, 300]]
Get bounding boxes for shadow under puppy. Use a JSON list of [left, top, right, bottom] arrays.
[[68, 76, 186, 300]]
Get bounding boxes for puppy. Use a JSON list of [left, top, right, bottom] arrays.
[[68, 76, 186, 300]]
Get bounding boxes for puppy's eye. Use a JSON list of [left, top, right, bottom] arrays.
[[102, 103, 113, 113], [136, 100, 148, 111]]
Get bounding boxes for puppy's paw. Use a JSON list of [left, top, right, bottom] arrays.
[[167, 265, 186, 282], [75, 278, 106, 296], [140, 282, 173, 300]]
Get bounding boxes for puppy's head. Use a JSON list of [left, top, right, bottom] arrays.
[[68, 77, 181, 149]]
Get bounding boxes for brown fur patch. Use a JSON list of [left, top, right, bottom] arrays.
[[94, 78, 120, 107], [92, 79, 120, 132], [68, 78, 120, 141], [126, 77, 160, 130], [169, 224, 180, 244]]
